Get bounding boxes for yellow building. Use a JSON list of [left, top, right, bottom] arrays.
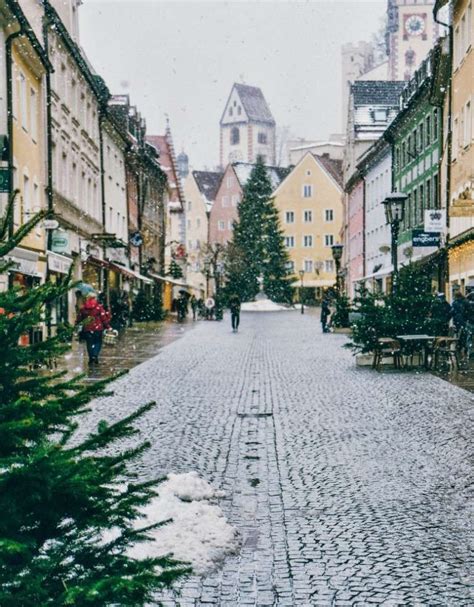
[[272, 152, 344, 299], [435, 0, 474, 294], [0, 1, 50, 298]]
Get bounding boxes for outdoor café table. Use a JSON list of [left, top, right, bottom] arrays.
[[396, 335, 435, 369]]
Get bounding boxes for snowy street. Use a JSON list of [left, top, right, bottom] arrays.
[[81, 311, 473, 606]]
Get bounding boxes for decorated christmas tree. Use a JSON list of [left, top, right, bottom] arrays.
[[0, 192, 187, 605], [167, 259, 183, 279], [262, 198, 293, 303]]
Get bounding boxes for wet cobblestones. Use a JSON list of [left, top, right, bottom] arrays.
[[78, 311, 474, 606]]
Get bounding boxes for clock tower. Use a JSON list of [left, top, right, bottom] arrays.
[[386, 0, 440, 81]]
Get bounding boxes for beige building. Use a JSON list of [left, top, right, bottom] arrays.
[[183, 170, 222, 298], [273, 153, 344, 298]]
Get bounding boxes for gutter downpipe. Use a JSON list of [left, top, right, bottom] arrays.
[[434, 4, 453, 294], [5, 25, 24, 288], [98, 109, 109, 307]]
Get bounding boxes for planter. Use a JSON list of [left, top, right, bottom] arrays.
[[355, 353, 374, 366], [333, 327, 351, 334], [348, 311, 362, 324]]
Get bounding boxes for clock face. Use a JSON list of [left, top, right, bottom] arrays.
[[405, 15, 426, 36]]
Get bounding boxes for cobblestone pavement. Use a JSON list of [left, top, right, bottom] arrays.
[[79, 311, 474, 606]]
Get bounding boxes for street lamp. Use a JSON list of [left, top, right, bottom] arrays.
[[382, 192, 407, 294], [299, 269, 305, 315], [331, 243, 344, 294]]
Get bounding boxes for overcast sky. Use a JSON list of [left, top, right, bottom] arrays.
[[79, 0, 386, 169]]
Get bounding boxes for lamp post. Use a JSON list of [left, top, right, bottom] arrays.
[[299, 269, 305, 314], [331, 244, 344, 294], [382, 192, 407, 294]]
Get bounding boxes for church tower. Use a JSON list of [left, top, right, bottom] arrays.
[[219, 83, 276, 167], [386, 0, 440, 81]]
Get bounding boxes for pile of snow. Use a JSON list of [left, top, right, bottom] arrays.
[[241, 298, 290, 312], [127, 472, 239, 575]]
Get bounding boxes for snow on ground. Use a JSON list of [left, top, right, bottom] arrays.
[[241, 298, 292, 312], [128, 472, 239, 575]]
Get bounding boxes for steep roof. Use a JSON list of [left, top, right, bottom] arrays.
[[232, 163, 290, 191], [313, 154, 343, 188], [352, 80, 405, 106], [193, 170, 223, 204], [233, 83, 275, 124], [147, 132, 185, 207]]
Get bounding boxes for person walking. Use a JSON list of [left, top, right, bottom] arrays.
[[190, 295, 198, 321], [76, 292, 111, 365], [320, 296, 331, 333], [431, 293, 452, 336], [229, 294, 241, 333]]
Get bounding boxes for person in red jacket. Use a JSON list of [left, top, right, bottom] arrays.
[[76, 292, 111, 364]]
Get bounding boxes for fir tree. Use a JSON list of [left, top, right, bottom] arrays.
[[225, 157, 292, 302], [0, 192, 188, 605], [168, 259, 183, 279]]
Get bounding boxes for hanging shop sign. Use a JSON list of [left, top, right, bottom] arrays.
[[424, 209, 446, 232], [412, 229, 441, 247], [51, 229, 70, 254], [7, 247, 39, 276], [47, 251, 72, 275], [129, 231, 143, 247], [0, 167, 10, 193], [43, 218, 59, 230]]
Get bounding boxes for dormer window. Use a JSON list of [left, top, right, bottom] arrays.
[[372, 108, 388, 122], [237, 106, 242, 115], [230, 127, 240, 145], [229, 107, 233, 117]]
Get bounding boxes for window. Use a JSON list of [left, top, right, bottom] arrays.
[[412, 188, 418, 227], [373, 108, 387, 122], [229, 107, 233, 117], [218, 220, 225, 231], [23, 174, 30, 217], [426, 115, 431, 145], [230, 127, 240, 145], [30, 89, 37, 141], [303, 235, 313, 248], [324, 234, 334, 247], [324, 259, 334, 273], [285, 236, 295, 248], [19, 72, 27, 129], [463, 101, 472, 147], [418, 123, 424, 149], [286, 260, 295, 271], [453, 117, 459, 160], [433, 109, 439, 140], [303, 184, 312, 198], [325, 209, 334, 222], [237, 106, 242, 115], [304, 260, 313, 273], [402, 142, 406, 166], [187, 200, 192, 211], [222, 195, 229, 207], [419, 184, 424, 223], [285, 211, 295, 224], [426, 178, 431, 209], [187, 219, 191, 229], [227, 175, 234, 188], [196, 218, 201, 228], [232, 194, 239, 206], [228, 220, 233, 230], [304, 210, 313, 223], [258, 132, 267, 144], [306, 170, 311, 176], [433, 173, 439, 207]]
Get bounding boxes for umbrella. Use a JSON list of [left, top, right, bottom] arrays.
[[77, 283, 95, 296]]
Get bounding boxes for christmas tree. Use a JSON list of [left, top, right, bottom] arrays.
[[167, 259, 183, 279], [0, 192, 187, 605], [225, 157, 292, 302]]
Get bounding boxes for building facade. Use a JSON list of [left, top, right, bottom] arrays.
[[273, 153, 344, 299], [219, 83, 276, 166], [387, 0, 440, 81], [345, 174, 365, 296]]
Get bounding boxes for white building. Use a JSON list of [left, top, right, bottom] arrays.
[[220, 83, 276, 166], [358, 139, 393, 292]]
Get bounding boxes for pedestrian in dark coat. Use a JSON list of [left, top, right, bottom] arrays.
[[190, 295, 198, 321], [229, 294, 241, 332], [76, 292, 111, 364], [452, 291, 468, 333], [431, 293, 452, 336], [320, 297, 331, 333]]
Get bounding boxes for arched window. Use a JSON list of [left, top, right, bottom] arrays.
[[230, 127, 240, 145]]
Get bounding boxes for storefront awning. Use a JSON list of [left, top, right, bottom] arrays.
[[6, 247, 41, 277], [290, 278, 335, 288], [363, 265, 393, 281], [109, 263, 153, 284], [149, 272, 189, 287], [86, 255, 109, 268]]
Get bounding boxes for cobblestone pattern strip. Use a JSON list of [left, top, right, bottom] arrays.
[[77, 313, 474, 606]]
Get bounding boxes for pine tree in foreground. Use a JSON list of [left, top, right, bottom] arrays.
[[0, 192, 188, 606], [225, 157, 292, 302]]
